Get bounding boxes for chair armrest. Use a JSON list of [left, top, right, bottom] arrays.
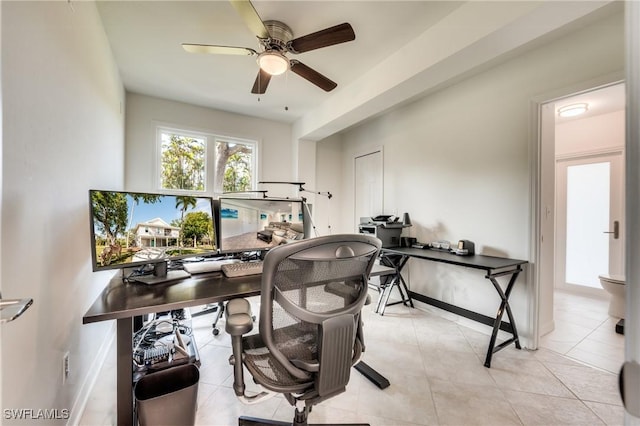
[[225, 298, 253, 336], [225, 298, 253, 397]]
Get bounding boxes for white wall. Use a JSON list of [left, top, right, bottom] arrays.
[[301, 135, 343, 237], [556, 110, 625, 156], [124, 93, 294, 197], [0, 1, 4, 414], [1, 2, 124, 424], [317, 9, 624, 345]]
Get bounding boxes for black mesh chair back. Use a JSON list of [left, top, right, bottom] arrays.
[[226, 234, 381, 426]]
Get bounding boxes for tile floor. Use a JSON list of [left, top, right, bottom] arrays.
[[80, 290, 625, 425], [539, 289, 624, 374]]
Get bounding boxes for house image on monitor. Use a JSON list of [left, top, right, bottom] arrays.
[[133, 218, 180, 248]]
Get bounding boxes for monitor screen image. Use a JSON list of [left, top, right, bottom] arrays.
[[89, 190, 217, 274], [217, 197, 307, 254]]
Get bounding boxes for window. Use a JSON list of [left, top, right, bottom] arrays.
[[157, 126, 257, 194], [214, 138, 255, 193], [159, 129, 206, 191]]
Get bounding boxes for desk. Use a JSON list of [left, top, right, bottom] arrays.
[[84, 268, 390, 425], [380, 247, 528, 368], [84, 272, 262, 426]]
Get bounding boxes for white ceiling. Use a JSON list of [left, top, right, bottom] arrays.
[[97, 1, 461, 122], [555, 82, 625, 124], [96, 1, 622, 138]]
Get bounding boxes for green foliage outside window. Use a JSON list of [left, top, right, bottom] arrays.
[[215, 141, 253, 193], [161, 133, 205, 191], [158, 128, 255, 194]]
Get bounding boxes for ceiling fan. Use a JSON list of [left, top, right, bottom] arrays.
[[182, 0, 356, 94]]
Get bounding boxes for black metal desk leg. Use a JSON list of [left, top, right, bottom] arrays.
[[377, 254, 413, 315], [116, 317, 134, 426], [397, 274, 414, 308], [484, 269, 521, 368]]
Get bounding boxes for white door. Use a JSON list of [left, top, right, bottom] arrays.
[[555, 152, 625, 290], [354, 150, 383, 230]]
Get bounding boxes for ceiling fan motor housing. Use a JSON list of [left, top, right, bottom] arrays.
[[263, 20, 293, 51]]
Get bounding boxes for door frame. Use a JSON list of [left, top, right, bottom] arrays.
[[554, 149, 624, 296], [353, 147, 384, 231], [529, 74, 625, 347]]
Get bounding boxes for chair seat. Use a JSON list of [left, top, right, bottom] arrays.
[[243, 332, 315, 394]]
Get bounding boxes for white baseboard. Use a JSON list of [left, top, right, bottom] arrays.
[[538, 318, 555, 337]]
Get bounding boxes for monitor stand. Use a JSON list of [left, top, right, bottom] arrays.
[[130, 261, 190, 285]]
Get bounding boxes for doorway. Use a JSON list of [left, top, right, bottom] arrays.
[[354, 149, 383, 229], [555, 152, 625, 292], [537, 82, 626, 371]]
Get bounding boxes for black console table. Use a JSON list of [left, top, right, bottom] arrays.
[[381, 247, 528, 368]]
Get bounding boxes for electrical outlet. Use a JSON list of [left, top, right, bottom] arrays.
[[62, 352, 70, 384]]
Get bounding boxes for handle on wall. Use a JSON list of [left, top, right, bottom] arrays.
[[604, 220, 620, 239]]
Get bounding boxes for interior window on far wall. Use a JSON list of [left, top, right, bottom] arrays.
[[159, 128, 206, 191], [157, 126, 257, 194]]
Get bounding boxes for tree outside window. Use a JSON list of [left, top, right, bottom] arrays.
[[160, 131, 205, 191], [157, 127, 256, 194], [215, 140, 254, 193]]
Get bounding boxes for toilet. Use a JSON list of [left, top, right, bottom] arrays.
[[598, 274, 626, 318]]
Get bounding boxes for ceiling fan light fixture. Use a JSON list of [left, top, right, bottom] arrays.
[[258, 51, 289, 76], [558, 102, 589, 118]]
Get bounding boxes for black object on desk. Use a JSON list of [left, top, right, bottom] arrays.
[[381, 246, 528, 368]]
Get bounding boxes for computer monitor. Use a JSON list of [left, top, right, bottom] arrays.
[[89, 190, 217, 284], [216, 197, 308, 254]]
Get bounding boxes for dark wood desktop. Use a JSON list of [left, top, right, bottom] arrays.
[[83, 271, 262, 426], [83, 265, 394, 426]]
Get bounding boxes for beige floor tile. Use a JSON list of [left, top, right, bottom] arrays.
[[420, 348, 494, 387], [488, 357, 575, 398], [361, 340, 426, 382], [583, 401, 625, 426], [540, 321, 595, 354], [197, 385, 284, 425], [566, 340, 625, 374], [356, 372, 437, 425], [79, 289, 626, 426], [506, 390, 605, 425], [544, 361, 622, 406], [430, 378, 521, 425]]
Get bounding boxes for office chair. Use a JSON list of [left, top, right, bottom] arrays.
[[191, 302, 225, 335], [225, 234, 382, 426]]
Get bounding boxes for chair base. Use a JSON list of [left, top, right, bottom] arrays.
[[192, 302, 224, 335], [239, 416, 369, 426]]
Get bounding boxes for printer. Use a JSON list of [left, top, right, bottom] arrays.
[[358, 215, 406, 248]]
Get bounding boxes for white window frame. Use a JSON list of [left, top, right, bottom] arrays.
[[213, 135, 258, 196], [155, 125, 258, 196]]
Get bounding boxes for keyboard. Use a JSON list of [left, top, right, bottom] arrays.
[[221, 261, 263, 278], [183, 259, 241, 274]]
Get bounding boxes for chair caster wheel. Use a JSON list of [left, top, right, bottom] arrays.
[[212, 328, 220, 336]]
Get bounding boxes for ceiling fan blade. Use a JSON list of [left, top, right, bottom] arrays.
[[288, 23, 355, 54], [251, 69, 272, 94], [182, 43, 256, 56], [290, 60, 337, 92], [230, 0, 270, 40]]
